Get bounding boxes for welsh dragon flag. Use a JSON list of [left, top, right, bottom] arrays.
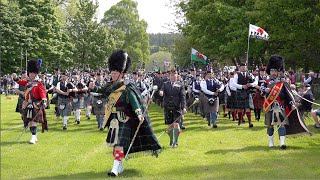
[[191, 48, 207, 65]]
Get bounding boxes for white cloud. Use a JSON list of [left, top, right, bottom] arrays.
[[96, 0, 176, 33]]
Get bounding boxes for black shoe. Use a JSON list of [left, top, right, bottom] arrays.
[[243, 120, 245, 123], [63, 125, 67, 130], [280, 145, 287, 149], [76, 120, 80, 124], [86, 115, 90, 120], [181, 126, 186, 130], [99, 127, 104, 131], [212, 125, 218, 128], [224, 114, 227, 117], [257, 118, 260, 122], [152, 150, 159, 158], [107, 171, 117, 177], [208, 123, 211, 126], [249, 124, 253, 128]]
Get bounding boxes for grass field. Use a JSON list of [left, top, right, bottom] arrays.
[[1, 94, 320, 179]]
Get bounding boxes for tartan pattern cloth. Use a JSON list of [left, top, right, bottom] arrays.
[[16, 96, 24, 113], [104, 82, 161, 155], [72, 96, 81, 109], [164, 109, 182, 124], [83, 93, 91, 105], [58, 97, 72, 116], [253, 92, 264, 109], [219, 90, 227, 105], [226, 91, 236, 109], [50, 94, 58, 104], [234, 90, 250, 109], [23, 104, 45, 123], [92, 96, 106, 115]]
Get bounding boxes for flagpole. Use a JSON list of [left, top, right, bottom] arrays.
[[25, 49, 28, 69], [191, 48, 192, 65], [246, 23, 250, 66]]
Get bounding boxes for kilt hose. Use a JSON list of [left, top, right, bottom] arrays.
[[253, 92, 264, 109], [58, 97, 72, 117], [234, 89, 250, 109]]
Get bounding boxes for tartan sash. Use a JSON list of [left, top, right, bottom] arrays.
[[102, 84, 126, 128]]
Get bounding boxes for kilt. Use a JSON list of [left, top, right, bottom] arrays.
[[199, 92, 205, 114], [264, 111, 289, 126], [50, 94, 58, 104], [58, 97, 72, 117], [92, 96, 106, 115], [164, 108, 181, 124], [72, 96, 81, 109], [108, 116, 161, 154], [234, 89, 250, 109], [202, 95, 219, 114], [253, 92, 264, 109], [16, 96, 24, 113], [83, 93, 91, 106], [23, 104, 45, 123], [226, 91, 236, 109], [219, 91, 227, 105]]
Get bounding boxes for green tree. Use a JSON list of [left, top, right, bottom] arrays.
[[102, 0, 150, 70], [0, 0, 25, 73], [66, 0, 115, 69]]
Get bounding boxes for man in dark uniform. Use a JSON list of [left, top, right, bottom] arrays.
[[159, 70, 186, 148]]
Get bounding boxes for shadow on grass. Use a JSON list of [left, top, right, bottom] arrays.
[[205, 145, 307, 155], [1, 141, 29, 146], [30, 169, 141, 179]]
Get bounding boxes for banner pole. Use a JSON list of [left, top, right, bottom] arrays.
[[246, 24, 250, 66]]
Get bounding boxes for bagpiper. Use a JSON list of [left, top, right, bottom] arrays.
[[89, 49, 161, 176], [13, 60, 47, 144]]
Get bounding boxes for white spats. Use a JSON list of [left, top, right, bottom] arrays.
[[29, 135, 37, 144], [110, 160, 121, 176], [268, 136, 274, 147], [280, 136, 286, 147]]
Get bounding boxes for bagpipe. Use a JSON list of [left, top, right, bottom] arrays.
[[66, 82, 77, 98]]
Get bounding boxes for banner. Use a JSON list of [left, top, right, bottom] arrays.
[[249, 24, 269, 41], [191, 48, 207, 65]]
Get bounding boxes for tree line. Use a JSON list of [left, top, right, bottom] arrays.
[[0, 0, 149, 74], [170, 0, 320, 72]]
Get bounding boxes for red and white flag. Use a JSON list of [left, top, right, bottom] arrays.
[[249, 24, 269, 41]]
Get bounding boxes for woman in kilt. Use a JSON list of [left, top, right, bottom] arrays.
[[13, 60, 47, 144], [89, 49, 161, 177], [56, 72, 74, 130]]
